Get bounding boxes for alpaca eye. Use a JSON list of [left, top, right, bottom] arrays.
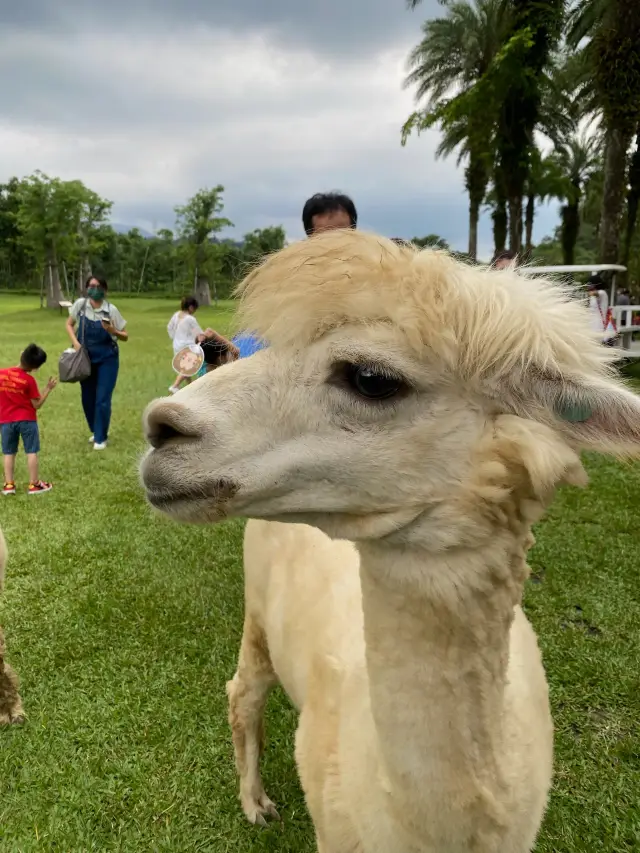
[[345, 364, 404, 400]]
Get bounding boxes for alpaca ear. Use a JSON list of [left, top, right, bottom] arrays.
[[527, 373, 640, 458]]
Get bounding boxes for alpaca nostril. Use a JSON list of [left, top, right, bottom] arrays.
[[144, 401, 202, 450], [152, 421, 183, 448]]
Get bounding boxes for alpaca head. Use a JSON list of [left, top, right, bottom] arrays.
[[141, 231, 640, 546]]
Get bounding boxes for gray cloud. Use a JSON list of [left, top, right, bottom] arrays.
[[6, 0, 438, 56], [0, 1, 558, 259]]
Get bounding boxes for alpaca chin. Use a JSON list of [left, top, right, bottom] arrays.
[[140, 450, 240, 525], [146, 484, 239, 525], [147, 494, 231, 525]]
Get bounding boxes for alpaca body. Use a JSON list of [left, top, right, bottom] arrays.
[[141, 231, 640, 852], [0, 527, 24, 725], [232, 518, 553, 852]]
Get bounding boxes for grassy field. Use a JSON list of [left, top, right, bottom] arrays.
[[0, 293, 638, 852]]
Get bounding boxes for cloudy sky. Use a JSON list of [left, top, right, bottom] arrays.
[[1, 0, 558, 259]]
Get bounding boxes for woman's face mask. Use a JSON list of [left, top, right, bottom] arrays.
[[88, 286, 104, 301]]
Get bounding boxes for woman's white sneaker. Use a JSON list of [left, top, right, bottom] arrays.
[[93, 441, 107, 450]]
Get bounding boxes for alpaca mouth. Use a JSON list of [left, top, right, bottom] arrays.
[[145, 478, 239, 516]]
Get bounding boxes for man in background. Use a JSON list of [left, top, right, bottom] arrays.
[[233, 192, 359, 359], [302, 192, 357, 237], [615, 286, 631, 330], [616, 287, 631, 307]]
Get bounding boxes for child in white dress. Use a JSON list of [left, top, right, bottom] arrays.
[[167, 297, 203, 393], [587, 275, 614, 344]]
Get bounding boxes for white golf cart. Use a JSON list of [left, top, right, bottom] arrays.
[[522, 263, 640, 358]]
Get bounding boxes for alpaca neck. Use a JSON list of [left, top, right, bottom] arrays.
[[357, 534, 526, 829]]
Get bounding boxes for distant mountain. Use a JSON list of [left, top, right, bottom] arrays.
[[109, 223, 244, 247], [212, 236, 244, 248], [111, 222, 155, 238]]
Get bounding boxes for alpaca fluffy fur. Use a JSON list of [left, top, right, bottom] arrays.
[[238, 232, 640, 456], [238, 232, 613, 380], [141, 229, 640, 852]]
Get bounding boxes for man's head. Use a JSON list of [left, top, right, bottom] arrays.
[[492, 250, 517, 270], [20, 344, 47, 373], [302, 192, 357, 237]]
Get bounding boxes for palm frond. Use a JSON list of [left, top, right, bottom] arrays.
[[566, 0, 609, 48]]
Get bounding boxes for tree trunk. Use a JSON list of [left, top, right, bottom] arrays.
[[600, 126, 632, 263], [508, 196, 523, 255], [622, 129, 640, 275], [524, 194, 535, 258], [195, 275, 211, 306], [492, 165, 508, 257], [492, 204, 508, 257], [137, 244, 150, 293], [561, 203, 579, 266], [45, 246, 65, 308], [465, 153, 488, 262], [468, 198, 479, 261], [77, 255, 91, 297], [193, 245, 211, 305]]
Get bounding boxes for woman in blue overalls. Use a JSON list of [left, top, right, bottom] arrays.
[[65, 277, 129, 450]]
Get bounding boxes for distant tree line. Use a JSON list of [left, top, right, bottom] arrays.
[[0, 173, 286, 307]]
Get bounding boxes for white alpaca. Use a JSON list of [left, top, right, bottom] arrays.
[[141, 231, 640, 853], [0, 528, 24, 725]]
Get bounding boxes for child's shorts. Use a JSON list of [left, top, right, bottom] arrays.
[[1, 421, 40, 455]]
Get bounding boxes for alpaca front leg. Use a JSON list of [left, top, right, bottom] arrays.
[[226, 615, 279, 826], [0, 661, 24, 724], [0, 630, 24, 725]]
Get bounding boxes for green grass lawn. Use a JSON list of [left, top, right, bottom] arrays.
[[0, 294, 638, 852]]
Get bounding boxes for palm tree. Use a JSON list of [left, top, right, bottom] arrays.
[[402, 0, 511, 260], [523, 148, 564, 257], [551, 132, 601, 264], [493, 0, 565, 254], [411, 234, 450, 249], [420, 114, 493, 260], [405, 0, 566, 257], [567, 0, 640, 263], [580, 165, 604, 235], [486, 78, 572, 260]]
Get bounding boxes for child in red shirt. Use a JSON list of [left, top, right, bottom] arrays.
[[0, 344, 57, 495]]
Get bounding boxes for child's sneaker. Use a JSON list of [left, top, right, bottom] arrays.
[[93, 442, 107, 450], [88, 435, 94, 443], [2, 482, 16, 496], [28, 481, 52, 495]]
